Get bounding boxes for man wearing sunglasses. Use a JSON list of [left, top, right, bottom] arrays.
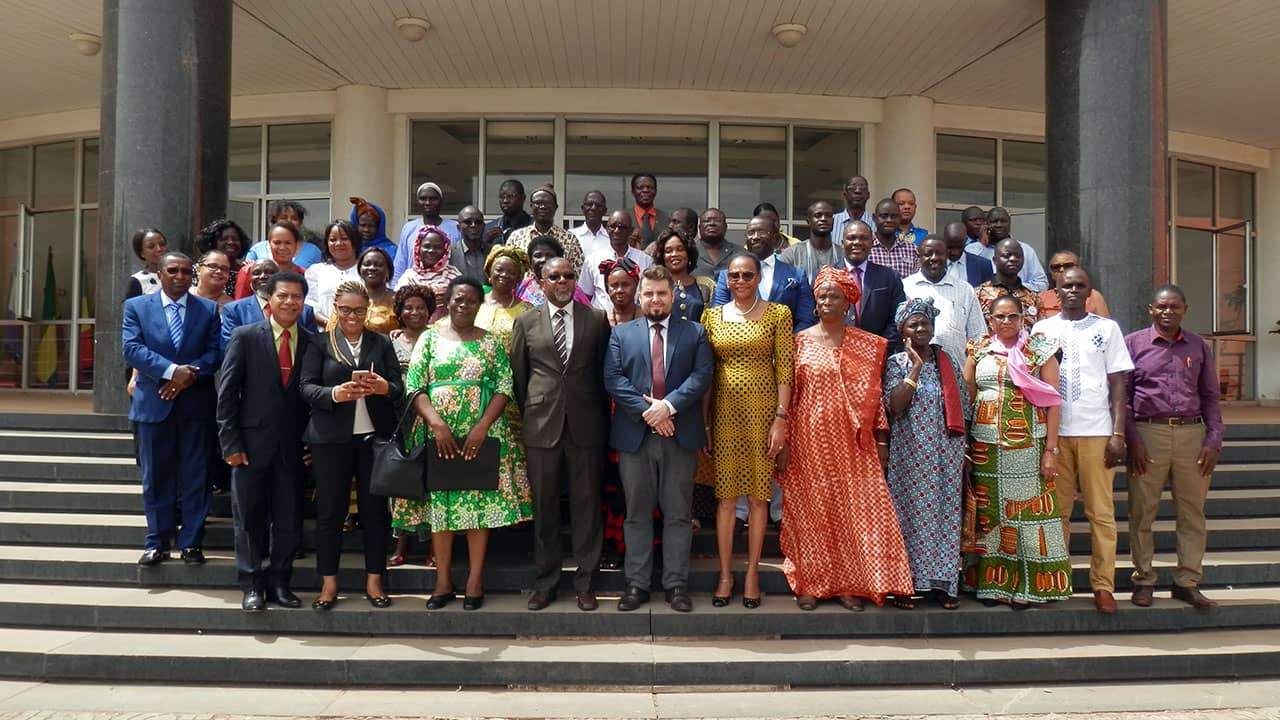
[[1038, 250, 1111, 319], [447, 206, 493, 283]]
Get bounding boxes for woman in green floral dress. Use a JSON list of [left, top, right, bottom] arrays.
[[398, 276, 533, 611]]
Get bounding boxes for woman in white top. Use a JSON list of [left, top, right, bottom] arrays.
[[125, 228, 168, 299], [305, 220, 363, 328]]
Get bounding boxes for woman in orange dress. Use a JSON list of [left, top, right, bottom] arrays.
[[779, 266, 914, 611]]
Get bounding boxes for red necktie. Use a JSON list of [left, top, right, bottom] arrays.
[[278, 328, 292, 386], [851, 266, 863, 324], [263, 302, 272, 319], [651, 323, 666, 400]]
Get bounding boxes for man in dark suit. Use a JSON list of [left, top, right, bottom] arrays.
[[842, 220, 907, 353], [510, 257, 611, 612], [216, 271, 313, 612], [630, 173, 668, 249], [122, 252, 221, 567], [943, 221, 993, 287], [712, 216, 817, 331], [220, 258, 316, 352], [604, 265, 713, 613]]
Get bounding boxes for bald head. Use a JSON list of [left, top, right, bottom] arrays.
[[942, 222, 968, 261]]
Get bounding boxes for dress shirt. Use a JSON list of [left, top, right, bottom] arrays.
[[1031, 313, 1134, 437], [393, 218, 462, 286], [633, 206, 658, 233], [329, 333, 374, 435], [158, 292, 188, 380], [448, 238, 495, 282], [831, 208, 876, 247], [1124, 326, 1223, 449], [572, 222, 612, 259], [944, 257, 967, 286], [578, 245, 653, 311], [547, 299, 576, 357], [869, 236, 920, 279], [964, 237, 1050, 291], [843, 258, 869, 316], [269, 316, 299, 362], [757, 253, 776, 300], [646, 316, 677, 416], [1039, 288, 1110, 319], [902, 271, 986, 364], [692, 238, 745, 279]]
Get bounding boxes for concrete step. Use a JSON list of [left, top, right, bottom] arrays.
[[0, 413, 131, 433], [1218, 440, 1280, 463], [1, 545, 1276, 594], [2, 626, 1278, 687], [0, 582, 1275, 638], [0, 455, 137, 483], [0, 430, 135, 458]]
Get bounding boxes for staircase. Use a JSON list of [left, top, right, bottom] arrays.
[[1, 410, 1279, 688]]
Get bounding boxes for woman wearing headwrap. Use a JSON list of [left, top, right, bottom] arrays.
[[350, 197, 398, 259], [882, 296, 970, 610], [395, 225, 461, 323], [961, 294, 1070, 608], [475, 245, 533, 351], [779, 265, 913, 611], [394, 182, 462, 286]]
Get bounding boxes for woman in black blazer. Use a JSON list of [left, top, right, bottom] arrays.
[[300, 280, 404, 609]]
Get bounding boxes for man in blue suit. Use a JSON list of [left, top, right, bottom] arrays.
[[604, 265, 713, 613], [221, 258, 316, 352], [122, 252, 221, 566], [842, 220, 907, 354], [711, 216, 816, 331], [943, 221, 993, 288]]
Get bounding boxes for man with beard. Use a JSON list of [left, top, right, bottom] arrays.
[[780, 201, 843, 284]]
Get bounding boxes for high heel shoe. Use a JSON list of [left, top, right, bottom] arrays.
[[425, 587, 456, 610], [712, 577, 735, 608], [742, 595, 762, 609], [312, 596, 338, 611], [366, 594, 392, 608]]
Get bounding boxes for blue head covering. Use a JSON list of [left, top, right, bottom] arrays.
[[894, 296, 941, 327], [349, 196, 392, 252]]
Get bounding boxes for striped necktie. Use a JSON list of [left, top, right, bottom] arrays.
[[166, 302, 183, 351], [553, 308, 568, 365]]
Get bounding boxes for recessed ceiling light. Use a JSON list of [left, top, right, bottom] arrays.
[[395, 17, 431, 42]]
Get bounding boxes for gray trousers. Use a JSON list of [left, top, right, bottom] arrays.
[[617, 432, 697, 591]]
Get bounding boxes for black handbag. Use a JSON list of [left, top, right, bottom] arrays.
[[370, 389, 429, 500]]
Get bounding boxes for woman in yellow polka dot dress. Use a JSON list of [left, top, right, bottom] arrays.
[[702, 254, 794, 609]]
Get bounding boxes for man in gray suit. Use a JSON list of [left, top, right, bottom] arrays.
[[510, 257, 612, 612]]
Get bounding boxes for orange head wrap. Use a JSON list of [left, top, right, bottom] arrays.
[[813, 265, 861, 307]]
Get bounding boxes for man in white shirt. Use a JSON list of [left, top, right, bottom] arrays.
[[1032, 267, 1134, 614], [571, 190, 611, 259], [578, 210, 653, 311], [901, 236, 985, 364], [964, 207, 1049, 291]]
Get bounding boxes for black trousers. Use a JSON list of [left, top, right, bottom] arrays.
[[526, 428, 604, 593], [311, 436, 389, 577], [231, 453, 303, 592]]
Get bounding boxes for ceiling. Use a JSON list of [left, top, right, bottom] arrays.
[[1, 0, 1277, 147]]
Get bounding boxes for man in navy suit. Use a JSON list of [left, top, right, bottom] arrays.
[[842, 220, 907, 353], [122, 252, 221, 567], [217, 271, 313, 612], [712, 216, 816, 331], [943, 221, 993, 288], [220, 258, 316, 352], [604, 264, 713, 613]]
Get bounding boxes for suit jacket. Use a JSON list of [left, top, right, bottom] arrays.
[[852, 261, 908, 350], [604, 316, 713, 453], [509, 302, 610, 449], [298, 330, 404, 445], [216, 320, 313, 468], [634, 207, 668, 248], [122, 291, 221, 424], [712, 259, 817, 331], [961, 252, 994, 287], [220, 295, 316, 353]]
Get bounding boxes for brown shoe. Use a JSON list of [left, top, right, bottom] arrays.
[[1131, 585, 1154, 607], [527, 590, 557, 611], [1093, 590, 1118, 614], [576, 591, 598, 612], [1171, 585, 1218, 610]]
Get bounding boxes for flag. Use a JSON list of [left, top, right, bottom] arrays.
[[33, 246, 58, 385], [77, 250, 93, 382]]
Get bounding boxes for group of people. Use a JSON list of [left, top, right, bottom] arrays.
[[121, 172, 1224, 616]]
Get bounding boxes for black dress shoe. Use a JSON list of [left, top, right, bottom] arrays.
[[527, 590, 557, 611], [267, 586, 302, 608], [180, 548, 205, 565], [463, 594, 484, 611], [665, 587, 693, 613], [242, 590, 266, 612], [137, 548, 169, 566], [617, 587, 650, 612], [576, 591, 598, 612], [426, 588, 456, 610]]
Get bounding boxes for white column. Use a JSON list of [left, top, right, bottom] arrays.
[[1255, 150, 1280, 405], [331, 85, 395, 222], [876, 95, 936, 232]]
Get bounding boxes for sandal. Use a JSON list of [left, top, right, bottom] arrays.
[[387, 554, 406, 567], [712, 576, 734, 608], [891, 594, 916, 610], [837, 595, 864, 612], [796, 595, 818, 611]]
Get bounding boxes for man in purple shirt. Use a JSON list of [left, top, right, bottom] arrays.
[[1124, 284, 1223, 610]]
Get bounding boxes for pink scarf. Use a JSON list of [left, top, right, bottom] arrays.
[[990, 331, 1061, 408]]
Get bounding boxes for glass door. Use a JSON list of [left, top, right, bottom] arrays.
[[1212, 220, 1250, 335]]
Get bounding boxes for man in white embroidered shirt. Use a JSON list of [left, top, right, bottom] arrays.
[[901, 236, 985, 364]]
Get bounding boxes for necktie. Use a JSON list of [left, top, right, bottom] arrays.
[[644, 213, 653, 239], [851, 266, 863, 324], [263, 302, 272, 319], [278, 328, 292, 386], [166, 302, 183, 351], [553, 308, 569, 365], [651, 323, 666, 400]]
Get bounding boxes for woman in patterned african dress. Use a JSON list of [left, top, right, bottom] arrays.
[[883, 296, 970, 610], [961, 294, 1071, 608], [779, 266, 913, 611], [406, 276, 533, 611]]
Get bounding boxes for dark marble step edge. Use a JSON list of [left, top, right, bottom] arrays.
[[0, 414, 131, 432]]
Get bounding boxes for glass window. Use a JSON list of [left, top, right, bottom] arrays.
[[1176, 160, 1213, 225], [82, 139, 99, 205], [486, 121, 553, 213], [229, 126, 262, 197], [792, 128, 859, 221], [410, 121, 479, 218], [565, 121, 708, 216], [267, 123, 330, 195], [936, 208, 963, 236], [719, 125, 785, 220], [937, 134, 995, 207], [1002, 140, 1046, 209], [33, 142, 75, 209], [1174, 227, 1213, 334], [0, 147, 30, 212], [1218, 168, 1254, 225]]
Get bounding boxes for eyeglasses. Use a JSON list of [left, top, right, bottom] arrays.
[[199, 263, 230, 274], [458, 218, 484, 225], [545, 272, 577, 282], [1049, 262, 1077, 271], [606, 224, 632, 231], [990, 313, 1022, 322], [334, 306, 369, 318], [727, 271, 758, 282]]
